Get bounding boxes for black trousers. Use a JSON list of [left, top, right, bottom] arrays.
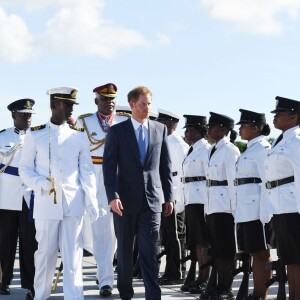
[[160, 208, 182, 279], [0, 199, 37, 289]]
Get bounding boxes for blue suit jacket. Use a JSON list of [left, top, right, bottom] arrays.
[[103, 118, 173, 214]]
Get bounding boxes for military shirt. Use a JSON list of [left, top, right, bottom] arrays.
[[0, 127, 32, 210]]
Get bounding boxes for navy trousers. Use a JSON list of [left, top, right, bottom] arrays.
[[114, 204, 161, 300]]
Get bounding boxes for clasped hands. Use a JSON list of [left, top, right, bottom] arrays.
[[110, 199, 174, 217]]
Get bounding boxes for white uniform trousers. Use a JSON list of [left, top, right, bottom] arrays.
[[82, 212, 94, 254], [91, 207, 116, 288], [34, 216, 84, 300]]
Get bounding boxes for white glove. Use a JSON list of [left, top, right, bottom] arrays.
[[86, 205, 99, 223], [99, 207, 108, 217], [41, 179, 52, 193]]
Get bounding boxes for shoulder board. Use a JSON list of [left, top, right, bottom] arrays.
[[116, 112, 131, 118], [0, 129, 6, 133], [31, 124, 46, 131], [77, 113, 93, 120], [69, 124, 85, 132]]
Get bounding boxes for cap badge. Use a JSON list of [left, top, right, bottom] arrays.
[[70, 89, 77, 99], [25, 101, 31, 109]]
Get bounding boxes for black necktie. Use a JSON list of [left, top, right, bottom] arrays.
[[187, 146, 193, 156], [273, 134, 283, 147], [209, 146, 216, 159]]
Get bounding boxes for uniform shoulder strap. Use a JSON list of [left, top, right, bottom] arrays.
[[77, 113, 93, 120], [31, 124, 46, 131]]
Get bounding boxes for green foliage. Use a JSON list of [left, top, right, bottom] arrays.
[[235, 141, 247, 153]]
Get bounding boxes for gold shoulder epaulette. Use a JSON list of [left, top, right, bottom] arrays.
[[77, 113, 93, 120], [31, 124, 46, 131], [116, 112, 131, 118], [0, 129, 6, 133], [69, 124, 85, 132]]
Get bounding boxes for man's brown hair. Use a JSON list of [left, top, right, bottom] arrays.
[[127, 86, 152, 104]]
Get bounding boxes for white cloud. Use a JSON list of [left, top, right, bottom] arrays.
[[199, 0, 300, 35], [44, 1, 148, 58], [0, 7, 36, 63], [154, 33, 171, 46], [0, 0, 169, 62]]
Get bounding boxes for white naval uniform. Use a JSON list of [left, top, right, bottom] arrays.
[[19, 122, 98, 300], [0, 127, 31, 210], [182, 138, 209, 206], [206, 137, 240, 215], [234, 136, 271, 223], [76, 112, 129, 289], [262, 126, 300, 222], [167, 131, 189, 213]]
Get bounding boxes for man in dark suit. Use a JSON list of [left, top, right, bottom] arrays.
[[103, 86, 174, 300]]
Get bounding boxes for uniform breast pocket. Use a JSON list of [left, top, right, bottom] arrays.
[[243, 193, 259, 205], [208, 162, 222, 178], [279, 185, 297, 213]]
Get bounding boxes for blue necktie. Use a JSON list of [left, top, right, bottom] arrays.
[[138, 125, 146, 165]]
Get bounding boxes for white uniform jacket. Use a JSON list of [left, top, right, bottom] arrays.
[[206, 137, 240, 215], [0, 127, 32, 210], [234, 136, 270, 223], [19, 122, 98, 220], [262, 126, 300, 222], [182, 138, 210, 206], [167, 131, 189, 213], [76, 112, 129, 207]]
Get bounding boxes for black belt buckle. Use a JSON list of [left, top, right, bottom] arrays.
[[234, 178, 238, 186]]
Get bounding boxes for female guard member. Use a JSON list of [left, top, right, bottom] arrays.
[[234, 109, 272, 300]]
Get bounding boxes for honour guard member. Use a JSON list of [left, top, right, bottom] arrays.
[[234, 109, 272, 299], [204, 112, 240, 299], [0, 99, 37, 299], [19, 87, 99, 300], [181, 115, 210, 294], [263, 97, 300, 299], [156, 108, 189, 285], [76, 83, 130, 297]]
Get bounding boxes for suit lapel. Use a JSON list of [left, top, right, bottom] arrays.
[[123, 119, 142, 166], [144, 120, 157, 166]]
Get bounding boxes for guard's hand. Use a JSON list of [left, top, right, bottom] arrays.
[[86, 205, 99, 223], [99, 207, 108, 217], [41, 179, 52, 193], [110, 199, 123, 216], [164, 201, 174, 217]]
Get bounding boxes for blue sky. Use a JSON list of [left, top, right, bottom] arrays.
[[1, 0, 300, 138]]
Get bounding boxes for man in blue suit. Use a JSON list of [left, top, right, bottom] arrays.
[[103, 86, 174, 300]]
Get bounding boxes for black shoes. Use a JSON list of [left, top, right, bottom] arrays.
[[25, 289, 35, 300], [100, 285, 112, 297], [217, 290, 235, 300], [189, 281, 207, 294], [158, 275, 183, 285], [0, 283, 10, 295]]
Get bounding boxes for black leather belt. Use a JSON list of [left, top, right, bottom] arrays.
[[265, 176, 294, 189], [207, 179, 228, 187], [234, 177, 262, 186], [181, 176, 206, 183], [172, 171, 178, 177]]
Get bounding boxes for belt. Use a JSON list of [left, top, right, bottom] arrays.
[[181, 176, 206, 183], [234, 177, 262, 186], [0, 164, 19, 176], [172, 171, 178, 177], [91, 156, 103, 165], [265, 176, 294, 189], [207, 179, 228, 187]]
